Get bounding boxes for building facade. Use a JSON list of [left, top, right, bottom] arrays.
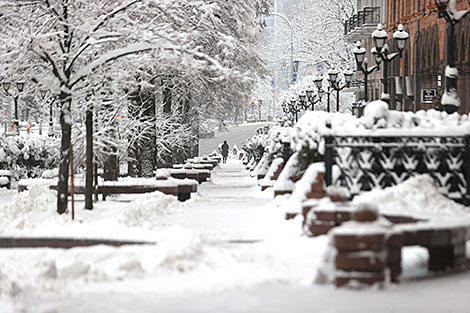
[[346, 0, 470, 113], [385, 0, 470, 113]]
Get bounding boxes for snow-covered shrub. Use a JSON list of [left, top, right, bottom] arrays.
[[0, 134, 59, 179], [243, 124, 288, 168], [242, 133, 268, 164]]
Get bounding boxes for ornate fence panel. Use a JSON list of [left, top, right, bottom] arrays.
[[324, 135, 470, 205]]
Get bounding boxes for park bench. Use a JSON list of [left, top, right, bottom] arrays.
[[172, 164, 211, 184], [0, 170, 13, 189], [304, 201, 470, 284], [0, 236, 152, 249], [19, 176, 198, 202]]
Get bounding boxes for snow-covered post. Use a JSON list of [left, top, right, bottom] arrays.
[[435, 0, 470, 113], [281, 132, 292, 165], [465, 135, 470, 206], [1, 82, 24, 135], [324, 135, 334, 186], [48, 98, 54, 137]]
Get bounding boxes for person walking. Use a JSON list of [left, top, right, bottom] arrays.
[[221, 140, 229, 164]]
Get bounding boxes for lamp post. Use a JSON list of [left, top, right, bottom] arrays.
[[305, 87, 323, 111], [40, 90, 55, 137], [2, 81, 25, 135], [314, 75, 335, 112], [353, 41, 378, 104], [270, 12, 294, 85], [281, 98, 301, 123], [371, 23, 409, 106], [290, 98, 300, 122], [258, 99, 263, 121], [435, 0, 470, 114], [298, 92, 307, 111], [328, 66, 354, 112]]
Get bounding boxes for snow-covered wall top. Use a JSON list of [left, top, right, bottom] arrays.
[[295, 101, 470, 138]]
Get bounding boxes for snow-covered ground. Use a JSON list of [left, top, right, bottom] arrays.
[[0, 159, 469, 313]]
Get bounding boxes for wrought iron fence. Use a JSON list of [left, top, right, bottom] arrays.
[[324, 135, 470, 205]]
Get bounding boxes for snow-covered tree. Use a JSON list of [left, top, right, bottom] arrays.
[[0, 0, 269, 214]]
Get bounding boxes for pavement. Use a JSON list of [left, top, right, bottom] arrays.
[[4, 159, 470, 313], [198, 123, 272, 156]]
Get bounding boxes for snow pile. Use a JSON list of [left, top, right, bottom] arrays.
[[285, 162, 325, 214], [273, 152, 300, 192], [0, 184, 181, 239], [353, 175, 469, 217], [0, 225, 205, 299], [260, 157, 283, 188], [118, 192, 181, 228], [40, 168, 58, 179], [363, 100, 390, 129]]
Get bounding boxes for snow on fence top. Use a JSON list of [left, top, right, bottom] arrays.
[[296, 101, 470, 138]]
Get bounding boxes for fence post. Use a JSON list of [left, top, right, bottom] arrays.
[[324, 135, 334, 186], [465, 135, 470, 205], [283, 141, 292, 165]]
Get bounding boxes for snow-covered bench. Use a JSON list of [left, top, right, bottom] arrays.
[[19, 176, 198, 202], [171, 162, 214, 184], [0, 236, 152, 249], [310, 202, 470, 286], [0, 170, 13, 189]]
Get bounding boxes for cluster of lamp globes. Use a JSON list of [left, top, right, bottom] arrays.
[[283, 23, 410, 114], [353, 23, 410, 70], [282, 66, 355, 113], [2, 81, 25, 94]]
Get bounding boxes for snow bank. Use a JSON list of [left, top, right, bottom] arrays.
[[273, 152, 300, 192], [260, 158, 283, 188], [353, 175, 469, 217], [285, 163, 324, 214], [0, 225, 205, 299], [0, 184, 181, 239]]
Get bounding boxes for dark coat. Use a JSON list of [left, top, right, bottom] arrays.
[[221, 143, 229, 156]]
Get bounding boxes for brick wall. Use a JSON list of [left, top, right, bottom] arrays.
[[384, 0, 470, 113]]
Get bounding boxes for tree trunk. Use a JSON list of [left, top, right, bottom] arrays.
[[103, 123, 119, 181], [57, 90, 72, 214], [85, 107, 93, 210], [104, 153, 118, 181]]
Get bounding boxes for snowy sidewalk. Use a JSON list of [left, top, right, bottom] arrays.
[[2, 160, 470, 313], [157, 159, 278, 242]]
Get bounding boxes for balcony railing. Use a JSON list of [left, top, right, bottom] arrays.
[[344, 7, 381, 36]]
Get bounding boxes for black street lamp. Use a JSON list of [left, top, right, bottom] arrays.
[[258, 99, 263, 120], [290, 98, 300, 122], [371, 23, 409, 106], [314, 75, 335, 112], [435, 0, 469, 114], [353, 41, 378, 103], [298, 92, 307, 109], [40, 90, 55, 137], [305, 87, 323, 111], [2, 81, 25, 135], [328, 66, 354, 112]]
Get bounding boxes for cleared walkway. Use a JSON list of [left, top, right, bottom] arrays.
[[157, 159, 276, 242]]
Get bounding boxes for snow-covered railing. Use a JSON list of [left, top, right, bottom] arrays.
[[324, 134, 470, 205], [344, 7, 381, 36]]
